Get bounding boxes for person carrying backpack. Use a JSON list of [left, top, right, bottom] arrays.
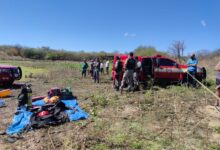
[[120, 52, 137, 94], [113, 56, 123, 91]]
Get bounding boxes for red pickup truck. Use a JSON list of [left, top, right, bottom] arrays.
[[112, 54, 206, 86], [0, 65, 22, 86]]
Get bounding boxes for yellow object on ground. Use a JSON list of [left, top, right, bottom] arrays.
[[43, 96, 50, 103], [43, 96, 59, 104], [49, 96, 59, 103], [0, 89, 11, 98]]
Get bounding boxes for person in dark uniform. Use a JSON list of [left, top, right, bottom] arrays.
[[113, 56, 123, 91], [120, 52, 136, 94]]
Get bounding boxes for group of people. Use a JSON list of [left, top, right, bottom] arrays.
[[81, 52, 220, 107], [81, 58, 110, 83], [187, 52, 220, 107], [114, 52, 141, 94]]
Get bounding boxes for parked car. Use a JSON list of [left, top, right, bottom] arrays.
[[0, 65, 22, 86]]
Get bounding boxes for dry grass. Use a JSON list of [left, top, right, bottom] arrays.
[[0, 59, 220, 150]]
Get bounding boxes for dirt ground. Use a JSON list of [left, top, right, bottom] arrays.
[[0, 60, 220, 150]]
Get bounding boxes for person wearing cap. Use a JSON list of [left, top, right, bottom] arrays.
[[120, 52, 137, 94], [214, 60, 220, 106], [186, 53, 198, 87]]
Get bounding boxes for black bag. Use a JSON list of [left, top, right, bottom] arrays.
[[30, 102, 69, 129], [61, 87, 74, 100]]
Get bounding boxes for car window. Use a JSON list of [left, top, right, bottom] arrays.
[[0, 68, 10, 73], [159, 58, 176, 66], [142, 58, 152, 67], [12, 68, 19, 74]]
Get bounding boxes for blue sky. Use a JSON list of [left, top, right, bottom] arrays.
[[0, 0, 219, 54]]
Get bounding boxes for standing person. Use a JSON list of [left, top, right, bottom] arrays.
[[93, 58, 101, 83], [120, 52, 136, 94], [186, 53, 198, 87], [81, 59, 88, 78], [100, 61, 104, 75], [214, 59, 220, 106], [90, 60, 95, 78], [113, 56, 123, 91], [133, 56, 141, 91], [105, 59, 110, 75]]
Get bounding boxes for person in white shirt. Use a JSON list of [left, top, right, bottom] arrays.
[[105, 60, 110, 75], [133, 56, 141, 90], [100, 61, 104, 74]]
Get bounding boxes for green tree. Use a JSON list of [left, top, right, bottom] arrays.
[[134, 46, 159, 56]]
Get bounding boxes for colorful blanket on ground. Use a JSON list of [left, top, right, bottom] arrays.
[[6, 99, 88, 135]]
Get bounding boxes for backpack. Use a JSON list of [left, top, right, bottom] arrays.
[[30, 101, 69, 129], [48, 87, 61, 98], [126, 58, 136, 70], [18, 84, 32, 107], [115, 61, 123, 72], [61, 87, 74, 100]]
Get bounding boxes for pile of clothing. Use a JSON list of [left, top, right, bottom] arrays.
[[6, 87, 88, 135]]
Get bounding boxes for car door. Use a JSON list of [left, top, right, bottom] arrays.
[[154, 58, 180, 81]]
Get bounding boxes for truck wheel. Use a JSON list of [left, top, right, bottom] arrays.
[[180, 75, 188, 86], [17, 66, 22, 80], [202, 67, 206, 79]]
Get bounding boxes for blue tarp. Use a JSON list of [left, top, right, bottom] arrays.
[[6, 99, 88, 135], [6, 106, 33, 135], [0, 99, 6, 107]]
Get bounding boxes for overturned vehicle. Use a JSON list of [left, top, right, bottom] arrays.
[[0, 65, 22, 86], [112, 54, 206, 88]]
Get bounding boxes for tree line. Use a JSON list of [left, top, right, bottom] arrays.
[[0, 44, 218, 62], [0, 45, 114, 61]]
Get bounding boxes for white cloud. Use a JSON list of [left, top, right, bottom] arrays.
[[201, 20, 207, 27], [124, 32, 136, 38]]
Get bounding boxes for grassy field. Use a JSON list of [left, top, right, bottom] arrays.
[[0, 59, 220, 150]]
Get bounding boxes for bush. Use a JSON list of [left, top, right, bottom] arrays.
[[134, 45, 166, 56], [21, 48, 46, 59]]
